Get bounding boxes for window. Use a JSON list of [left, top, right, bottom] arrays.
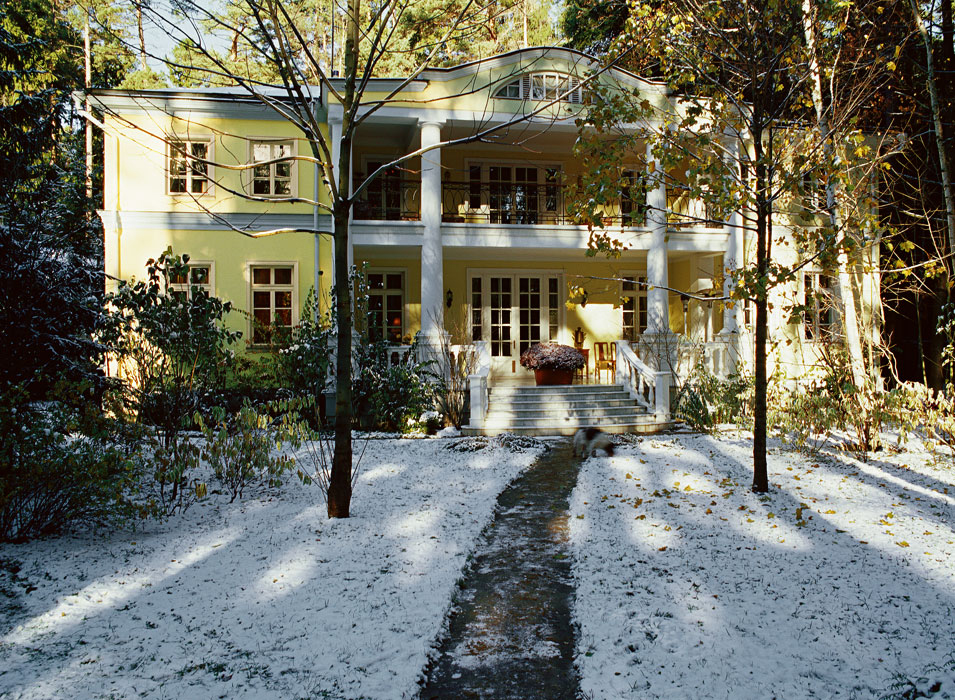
[[368, 271, 404, 343], [361, 160, 403, 220], [802, 172, 828, 213], [622, 275, 647, 341], [169, 262, 213, 301], [250, 265, 295, 345], [168, 140, 210, 194], [494, 73, 583, 103], [803, 272, 835, 341], [621, 170, 648, 226], [469, 163, 562, 224], [251, 141, 293, 197], [471, 276, 482, 342]]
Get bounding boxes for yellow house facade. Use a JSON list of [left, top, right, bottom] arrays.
[[89, 47, 878, 433]]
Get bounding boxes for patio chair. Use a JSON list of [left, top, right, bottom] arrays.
[[593, 342, 616, 383]]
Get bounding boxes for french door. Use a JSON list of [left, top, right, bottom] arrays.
[[470, 272, 562, 379]]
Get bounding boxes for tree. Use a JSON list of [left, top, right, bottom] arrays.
[[572, 0, 900, 488], [0, 0, 108, 394], [103, 0, 592, 517]]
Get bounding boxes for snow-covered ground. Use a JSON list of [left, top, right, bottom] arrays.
[[570, 430, 955, 699], [0, 436, 541, 700]]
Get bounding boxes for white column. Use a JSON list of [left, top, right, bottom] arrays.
[[645, 142, 669, 334], [419, 120, 445, 338], [721, 136, 744, 335]]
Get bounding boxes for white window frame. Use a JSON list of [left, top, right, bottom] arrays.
[[621, 271, 648, 341], [247, 261, 299, 346], [167, 138, 213, 196], [366, 268, 406, 344], [466, 267, 566, 350], [169, 260, 215, 300], [493, 72, 584, 103], [803, 271, 836, 341], [248, 139, 296, 198]]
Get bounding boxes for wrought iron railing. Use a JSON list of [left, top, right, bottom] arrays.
[[351, 177, 723, 230], [352, 178, 421, 221]]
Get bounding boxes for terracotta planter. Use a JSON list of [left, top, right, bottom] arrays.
[[534, 368, 574, 386]]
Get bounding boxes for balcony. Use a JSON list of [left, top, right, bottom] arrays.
[[351, 177, 724, 230]]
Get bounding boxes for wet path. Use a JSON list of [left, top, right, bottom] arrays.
[[420, 440, 581, 700]]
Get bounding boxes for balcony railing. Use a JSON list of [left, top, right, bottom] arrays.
[[351, 177, 724, 230]]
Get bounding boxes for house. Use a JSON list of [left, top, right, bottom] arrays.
[[88, 47, 880, 434]]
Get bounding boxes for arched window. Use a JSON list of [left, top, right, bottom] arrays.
[[494, 72, 584, 103]]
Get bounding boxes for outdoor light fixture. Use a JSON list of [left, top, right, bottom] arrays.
[[681, 293, 690, 335], [446, 289, 453, 308]]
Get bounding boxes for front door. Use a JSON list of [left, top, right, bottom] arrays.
[[470, 273, 561, 381]]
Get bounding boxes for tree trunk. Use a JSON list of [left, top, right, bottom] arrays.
[[326, 0, 361, 519], [910, 0, 955, 261], [801, 0, 871, 398], [752, 130, 769, 493], [328, 205, 353, 518]]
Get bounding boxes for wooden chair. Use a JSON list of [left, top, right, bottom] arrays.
[[593, 342, 616, 383]]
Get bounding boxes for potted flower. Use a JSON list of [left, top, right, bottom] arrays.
[[519, 342, 586, 386]]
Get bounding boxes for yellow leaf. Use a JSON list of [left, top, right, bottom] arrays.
[[896, 541, 909, 548]]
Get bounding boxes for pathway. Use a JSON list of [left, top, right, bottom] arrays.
[[420, 439, 581, 699]]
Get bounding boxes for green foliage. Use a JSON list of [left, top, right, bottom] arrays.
[[196, 403, 294, 503], [100, 248, 241, 434], [353, 341, 436, 431], [277, 288, 333, 412], [0, 384, 144, 541], [143, 429, 204, 517], [675, 362, 753, 432]]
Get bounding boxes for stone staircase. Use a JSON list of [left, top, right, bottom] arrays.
[[464, 384, 667, 436]]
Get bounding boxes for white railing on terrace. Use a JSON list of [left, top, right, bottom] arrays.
[[676, 337, 737, 382], [615, 340, 670, 419], [467, 341, 491, 428]]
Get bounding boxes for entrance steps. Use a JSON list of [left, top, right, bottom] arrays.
[[464, 384, 668, 437]]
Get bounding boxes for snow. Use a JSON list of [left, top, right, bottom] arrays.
[[0, 437, 541, 700], [570, 430, 955, 699]]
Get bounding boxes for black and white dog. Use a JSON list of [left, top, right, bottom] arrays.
[[573, 427, 615, 457]]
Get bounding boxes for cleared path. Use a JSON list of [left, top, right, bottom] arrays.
[[420, 440, 581, 699]]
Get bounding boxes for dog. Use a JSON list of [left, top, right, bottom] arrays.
[[573, 427, 615, 458]]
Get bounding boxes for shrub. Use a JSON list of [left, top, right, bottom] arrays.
[[353, 341, 436, 431], [197, 402, 294, 502], [519, 343, 585, 371], [0, 384, 144, 541], [675, 362, 753, 431], [100, 248, 241, 436]]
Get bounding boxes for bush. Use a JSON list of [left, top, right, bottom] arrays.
[[0, 385, 143, 541], [353, 341, 436, 431], [100, 248, 241, 435], [675, 362, 754, 431], [197, 402, 294, 502]]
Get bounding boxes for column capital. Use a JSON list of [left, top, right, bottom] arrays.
[[417, 118, 446, 130]]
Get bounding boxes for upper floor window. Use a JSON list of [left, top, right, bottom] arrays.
[[494, 73, 584, 104], [251, 141, 293, 197], [621, 170, 648, 227], [169, 262, 213, 301], [168, 140, 211, 195], [803, 272, 835, 341], [468, 163, 561, 224]]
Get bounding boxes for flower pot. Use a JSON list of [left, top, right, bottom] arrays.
[[534, 368, 574, 386]]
